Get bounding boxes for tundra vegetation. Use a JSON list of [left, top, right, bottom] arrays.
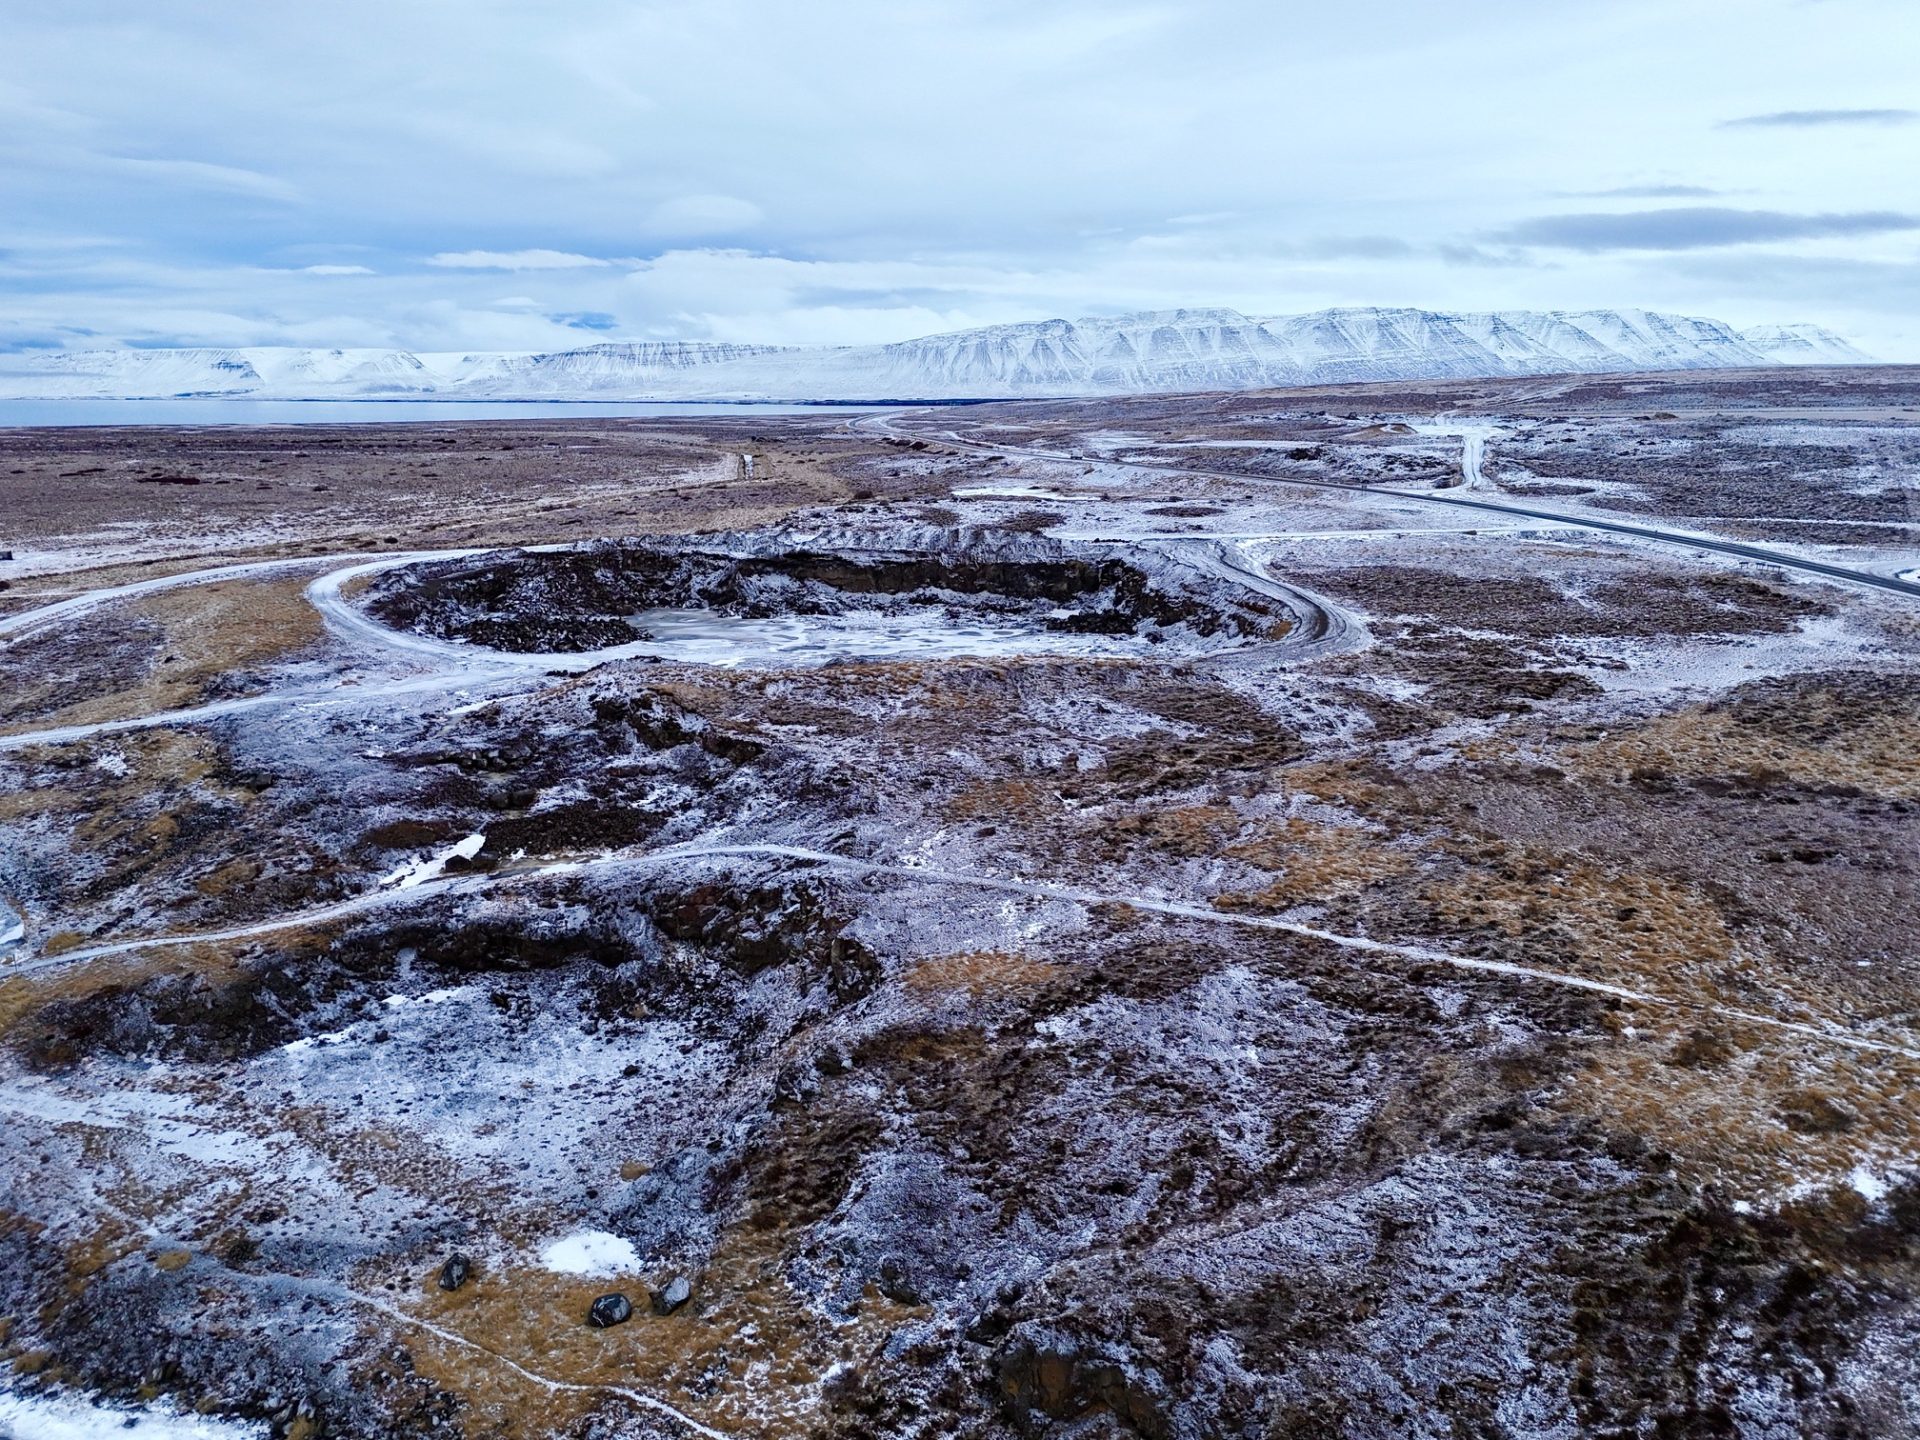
[[2, 366, 1917, 1439]]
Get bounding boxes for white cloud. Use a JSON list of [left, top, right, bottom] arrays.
[[1, 0, 1915, 356], [426, 249, 613, 271], [101, 155, 304, 204], [644, 194, 764, 238]]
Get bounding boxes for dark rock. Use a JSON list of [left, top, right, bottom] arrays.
[[649, 1276, 693, 1315], [995, 1331, 1172, 1439], [587, 1292, 633, 1327], [877, 1256, 922, 1306], [437, 1255, 471, 1291]]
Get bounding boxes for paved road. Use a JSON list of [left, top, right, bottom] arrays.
[[860, 413, 1920, 602]]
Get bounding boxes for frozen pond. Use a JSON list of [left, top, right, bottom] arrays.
[[340, 541, 1287, 673], [500, 604, 1184, 669]]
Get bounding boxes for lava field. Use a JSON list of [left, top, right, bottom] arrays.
[[2, 369, 1918, 1439]]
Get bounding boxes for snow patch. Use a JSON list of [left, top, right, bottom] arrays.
[[951, 484, 1074, 500], [381, 833, 485, 890], [0, 1391, 267, 1440], [539, 1229, 642, 1276], [1848, 1165, 1890, 1203]]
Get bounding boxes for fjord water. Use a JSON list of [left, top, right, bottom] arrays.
[[0, 399, 888, 427]]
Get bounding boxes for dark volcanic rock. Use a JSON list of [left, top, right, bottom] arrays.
[[436, 1255, 471, 1291], [995, 1329, 1172, 1439], [587, 1292, 633, 1328], [649, 1275, 693, 1315], [361, 534, 1262, 653]]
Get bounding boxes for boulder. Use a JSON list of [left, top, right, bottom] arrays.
[[588, 1292, 633, 1328], [649, 1276, 693, 1315], [437, 1254, 472, 1291]]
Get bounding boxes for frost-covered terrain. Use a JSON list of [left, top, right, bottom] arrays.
[[0, 307, 1871, 402], [1, 369, 1917, 1439]]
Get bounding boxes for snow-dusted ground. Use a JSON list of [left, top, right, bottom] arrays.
[[3, 387, 1918, 1438], [0, 1390, 267, 1439]]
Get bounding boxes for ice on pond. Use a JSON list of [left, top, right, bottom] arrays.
[[950, 483, 1075, 500], [608, 605, 1147, 668]]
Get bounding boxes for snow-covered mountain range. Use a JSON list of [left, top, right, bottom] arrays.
[[0, 307, 1872, 403]]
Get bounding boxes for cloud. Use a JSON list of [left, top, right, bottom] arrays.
[[1495, 207, 1920, 252], [6, 4, 1917, 355], [1288, 235, 1415, 261], [644, 194, 764, 239], [299, 263, 374, 276], [426, 249, 613, 271], [1437, 243, 1536, 269], [1572, 184, 1720, 199], [104, 155, 302, 204], [1720, 108, 1916, 128]]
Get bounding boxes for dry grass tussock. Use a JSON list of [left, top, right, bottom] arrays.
[[1215, 817, 1413, 912], [399, 1209, 921, 1436], [1, 577, 324, 736], [1569, 701, 1920, 800], [905, 949, 1067, 995], [1556, 1009, 1920, 1200], [1425, 844, 1735, 989]]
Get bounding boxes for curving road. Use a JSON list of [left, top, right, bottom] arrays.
[[0, 548, 541, 752], [0, 515, 1358, 752], [858, 413, 1920, 602], [1154, 536, 1363, 659], [0, 552, 380, 644]]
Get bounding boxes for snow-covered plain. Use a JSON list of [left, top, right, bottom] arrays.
[[0, 307, 1869, 402], [0, 1390, 267, 1440]]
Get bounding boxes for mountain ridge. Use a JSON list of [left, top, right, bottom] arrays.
[[0, 307, 1873, 402]]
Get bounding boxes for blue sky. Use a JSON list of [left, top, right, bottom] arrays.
[[3, 0, 1916, 355]]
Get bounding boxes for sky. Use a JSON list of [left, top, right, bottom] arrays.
[[2, 0, 1917, 357]]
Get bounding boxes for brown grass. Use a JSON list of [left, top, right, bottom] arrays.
[[905, 950, 1067, 995], [1425, 846, 1733, 988], [943, 776, 1055, 823], [0, 785, 78, 822], [1554, 1010, 1920, 1199], [1569, 705, 1920, 800], [1268, 760, 1395, 819], [0, 576, 325, 736], [1108, 803, 1239, 858], [0, 931, 323, 1039], [395, 1211, 923, 1436], [1215, 818, 1412, 912]]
